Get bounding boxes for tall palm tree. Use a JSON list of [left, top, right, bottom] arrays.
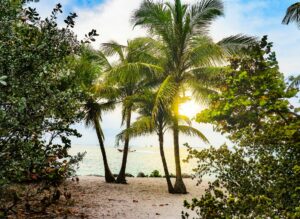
[[116, 91, 209, 193], [282, 2, 300, 28], [101, 38, 162, 184], [83, 97, 116, 183], [132, 0, 256, 193], [74, 46, 116, 183]]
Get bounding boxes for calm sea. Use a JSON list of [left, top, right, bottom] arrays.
[[69, 145, 198, 176]]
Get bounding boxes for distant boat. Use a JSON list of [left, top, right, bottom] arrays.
[[117, 148, 136, 152]]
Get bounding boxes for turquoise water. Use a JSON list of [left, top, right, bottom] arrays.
[[69, 145, 198, 176]]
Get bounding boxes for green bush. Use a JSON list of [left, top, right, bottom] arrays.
[[0, 1, 97, 216], [150, 170, 162, 177], [183, 36, 300, 218]]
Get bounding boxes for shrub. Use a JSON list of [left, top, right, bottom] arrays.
[[0, 1, 96, 217], [150, 170, 162, 177], [137, 172, 146, 177], [183, 36, 300, 218]]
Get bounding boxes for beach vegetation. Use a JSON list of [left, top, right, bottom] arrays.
[[1, 0, 299, 218], [183, 36, 300, 218], [150, 170, 162, 178], [73, 46, 116, 183], [0, 1, 95, 217], [100, 37, 162, 184]]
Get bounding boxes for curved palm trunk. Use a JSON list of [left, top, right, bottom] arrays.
[[158, 124, 175, 194], [94, 117, 115, 183], [173, 103, 187, 194], [116, 108, 132, 184]]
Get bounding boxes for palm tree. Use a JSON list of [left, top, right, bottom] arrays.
[[282, 2, 300, 28], [101, 38, 162, 184], [282, 3, 300, 94], [83, 97, 116, 183], [132, 0, 256, 193], [74, 46, 116, 183], [288, 75, 300, 89], [116, 91, 209, 193]]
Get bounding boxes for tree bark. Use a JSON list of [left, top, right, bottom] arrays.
[[116, 108, 132, 184], [94, 117, 115, 183], [158, 124, 175, 194], [173, 102, 187, 194]]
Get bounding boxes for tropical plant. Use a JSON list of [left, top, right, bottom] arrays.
[[117, 90, 208, 193], [282, 2, 300, 28], [83, 97, 116, 182], [150, 170, 162, 177], [73, 47, 116, 183], [282, 2, 300, 96], [101, 37, 162, 183], [183, 37, 300, 218], [0, 1, 95, 216], [132, 0, 256, 193], [289, 74, 300, 89]]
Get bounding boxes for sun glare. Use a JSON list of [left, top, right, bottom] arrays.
[[179, 100, 203, 118]]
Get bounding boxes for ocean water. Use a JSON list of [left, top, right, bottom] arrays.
[[69, 145, 198, 176]]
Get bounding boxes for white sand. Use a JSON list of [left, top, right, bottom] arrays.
[[66, 176, 207, 219]]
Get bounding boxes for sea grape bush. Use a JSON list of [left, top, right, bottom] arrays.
[[0, 1, 98, 216], [183, 36, 300, 218]]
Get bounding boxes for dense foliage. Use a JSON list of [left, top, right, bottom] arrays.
[[0, 1, 97, 216], [1, 0, 299, 217], [183, 36, 300, 218]]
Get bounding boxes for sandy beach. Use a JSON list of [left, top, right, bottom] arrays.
[[65, 176, 207, 219]]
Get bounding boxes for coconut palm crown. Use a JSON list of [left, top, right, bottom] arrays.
[[116, 90, 209, 193], [282, 2, 300, 28], [73, 46, 116, 183]]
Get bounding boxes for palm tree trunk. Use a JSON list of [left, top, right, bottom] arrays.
[[158, 124, 175, 193], [94, 117, 115, 183], [116, 108, 132, 184], [173, 102, 187, 194]]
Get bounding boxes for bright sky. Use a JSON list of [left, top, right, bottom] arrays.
[[31, 0, 300, 148]]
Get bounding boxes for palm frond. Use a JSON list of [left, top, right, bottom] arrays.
[[116, 116, 154, 144], [101, 41, 126, 61], [83, 98, 102, 127], [288, 74, 300, 89], [105, 62, 162, 85], [98, 100, 116, 112], [188, 0, 224, 34], [178, 125, 209, 144], [97, 51, 113, 71], [127, 37, 164, 64], [186, 36, 224, 68], [178, 114, 191, 125], [132, 0, 175, 50], [185, 77, 218, 104], [282, 2, 300, 28], [185, 66, 227, 87], [217, 34, 257, 56], [92, 82, 121, 100], [152, 75, 178, 118]]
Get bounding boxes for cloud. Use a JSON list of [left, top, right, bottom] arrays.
[[209, 0, 300, 76], [72, 0, 146, 48]]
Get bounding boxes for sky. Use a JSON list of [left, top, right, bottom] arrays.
[[30, 0, 300, 148]]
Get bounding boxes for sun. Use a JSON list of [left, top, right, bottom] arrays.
[[179, 100, 202, 118]]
